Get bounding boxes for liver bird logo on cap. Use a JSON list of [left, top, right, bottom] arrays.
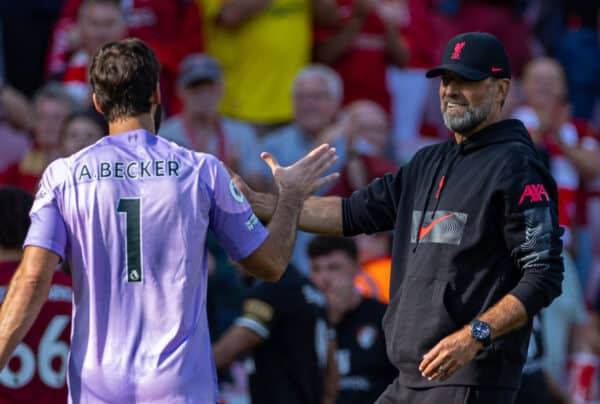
[[451, 41, 466, 60]]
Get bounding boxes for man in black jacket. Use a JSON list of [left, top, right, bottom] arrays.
[[237, 32, 564, 403], [307, 236, 396, 404]]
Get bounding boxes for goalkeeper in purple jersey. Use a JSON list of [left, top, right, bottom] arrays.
[[0, 38, 338, 404]]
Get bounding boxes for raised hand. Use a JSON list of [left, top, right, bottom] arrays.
[[261, 144, 339, 200]]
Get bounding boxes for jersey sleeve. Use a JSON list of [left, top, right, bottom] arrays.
[[234, 280, 285, 339], [23, 160, 68, 261], [502, 153, 564, 319], [207, 157, 269, 261], [235, 294, 277, 339], [342, 170, 402, 236]]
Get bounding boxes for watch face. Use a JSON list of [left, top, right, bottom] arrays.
[[472, 321, 491, 340]]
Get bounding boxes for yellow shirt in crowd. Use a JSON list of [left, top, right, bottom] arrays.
[[200, 0, 311, 124]]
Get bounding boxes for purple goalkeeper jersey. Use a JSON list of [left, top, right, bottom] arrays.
[[24, 129, 269, 403]]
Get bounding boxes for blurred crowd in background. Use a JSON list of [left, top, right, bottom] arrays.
[[0, 0, 600, 403]]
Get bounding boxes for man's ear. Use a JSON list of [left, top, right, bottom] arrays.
[[92, 93, 103, 115], [496, 79, 511, 106]]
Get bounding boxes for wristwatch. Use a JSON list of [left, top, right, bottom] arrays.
[[469, 319, 491, 347]]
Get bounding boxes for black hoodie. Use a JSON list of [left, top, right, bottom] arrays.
[[342, 119, 564, 389]]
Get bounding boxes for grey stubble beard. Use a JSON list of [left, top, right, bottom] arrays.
[[442, 92, 494, 134]]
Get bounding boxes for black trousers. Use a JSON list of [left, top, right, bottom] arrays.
[[375, 378, 517, 404]]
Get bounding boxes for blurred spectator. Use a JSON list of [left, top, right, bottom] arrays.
[[60, 110, 107, 156], [555, 0, 600, 122], [354, 232, 392, 303], [580, 122, 600, 307], [572, 121, 600, 305], [525, 0, 564, 57], [0, 83, 75, 194], [326, 100, 398, 197], [48, 0, 203, 112], [513, 57, 600, 263], [542, 252, 586, 399], [0, 77, 34, 133], [434, 0, 533, 78], [312, 0, 409, 112], [388, 0, 439, 159], [514, 315, 562, 404], [0, 186, 72, 403], [200, 0, 336, 128], [160, 54, 265, 189], [262, 65, 347, 188], [262, 64, 347, 273], [212, 265, 337, 404], [0, 81, 32, 172], [61, 0, 127, 103], [307, 236, 396, 404]]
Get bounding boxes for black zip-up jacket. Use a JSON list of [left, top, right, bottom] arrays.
[[342, 119, 564, 389]]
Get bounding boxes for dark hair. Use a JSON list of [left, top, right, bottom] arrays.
[[0, 187, 33, 249], [89, 38, 160, 122], [307, 236, 358, 262]]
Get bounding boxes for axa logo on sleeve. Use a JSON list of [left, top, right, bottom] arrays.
[[519, 184, 549, 205]]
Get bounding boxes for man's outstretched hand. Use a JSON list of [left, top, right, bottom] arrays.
[[262, 143, 339, 200]]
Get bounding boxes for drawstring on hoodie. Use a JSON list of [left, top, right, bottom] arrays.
[[412, 156, 445, 253], [412, 142, 464, 253], [431, 142, 463, 217], [434, 176, 446, 200]]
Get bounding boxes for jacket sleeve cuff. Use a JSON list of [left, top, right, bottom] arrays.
[[508, 283, 546, 321], [341, 197, 354, 236]]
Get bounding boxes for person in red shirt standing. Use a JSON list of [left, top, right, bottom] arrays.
[[0, 186, 72, 404], [61, 0, 127, 104], [326, 100, 398, 197], [47, 0, 203, 113], [512, 58, 600, 254], [313, 0, 409, 113]]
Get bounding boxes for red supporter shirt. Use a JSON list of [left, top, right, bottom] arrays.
[[47, 0, 203, 112], [0, 162, 37, 195], [513, 107, 599, 242], [400, 0, 437, 69], [47, 0, 203, 75], [0, 147, 48, 195], [314, 1, 391, 111], [0, 262, 72, 404], [576, 120, 600, 227], [326, 153, 398, 197]]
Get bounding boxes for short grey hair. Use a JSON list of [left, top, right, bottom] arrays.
[[293, 64, 343, 102]]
